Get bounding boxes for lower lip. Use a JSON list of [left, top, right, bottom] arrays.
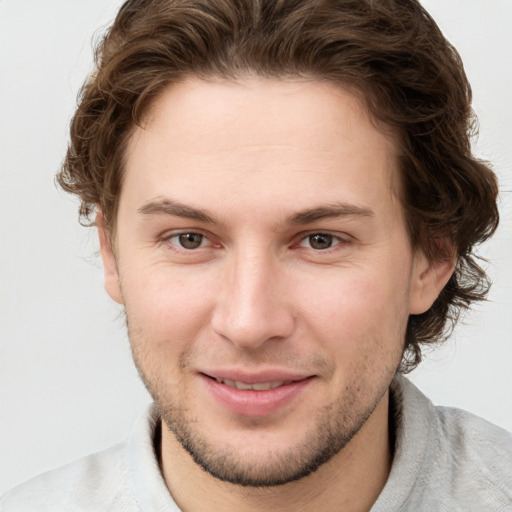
[[200, 374, 313, 417]]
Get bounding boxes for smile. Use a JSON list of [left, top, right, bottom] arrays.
[[201, 373, 314, 416], [214, 378, 291, 390]]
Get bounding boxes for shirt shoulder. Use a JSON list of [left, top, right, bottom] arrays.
[[0, 405, 177, 512], [373, 376, 512, 512], [0, 441, 137, 512], [435, 404, 512, 504]]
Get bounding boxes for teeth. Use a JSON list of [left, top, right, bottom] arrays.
[[215, 378, 286, 390], [235, 381, 254, 390], [251, 381, 285, 390]]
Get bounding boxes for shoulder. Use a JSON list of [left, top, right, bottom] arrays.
[[0, 441, 137, 512], [435, 404, 512, 498], [0, 404, 164, 512], [0, 404, 175, 512], [389, 376, 512, 511]]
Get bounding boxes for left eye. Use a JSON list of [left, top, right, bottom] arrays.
[[170, 232, 207, 249], [300, 233, 341, 250]]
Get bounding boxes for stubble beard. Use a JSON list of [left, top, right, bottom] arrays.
[[157, 384, 389, 487], [129, 332, 399, 488]]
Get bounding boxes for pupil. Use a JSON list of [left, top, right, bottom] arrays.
[[179, 233, 203, 249], [310, 233, 332, 250]]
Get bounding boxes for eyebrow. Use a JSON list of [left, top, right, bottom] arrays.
[[138, 198, 217, 223], [288, 203, 374, 224], [138, 198, 374, 225]]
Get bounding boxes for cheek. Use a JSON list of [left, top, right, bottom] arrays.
[[297, 266, 411, 352], [120, 264, 217, 347]]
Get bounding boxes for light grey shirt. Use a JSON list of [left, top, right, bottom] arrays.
[[2, 376, 511, 511]]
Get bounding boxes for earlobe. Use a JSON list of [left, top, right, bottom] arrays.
[[409, 244, 455, 315], [96, 211, 124, 305]]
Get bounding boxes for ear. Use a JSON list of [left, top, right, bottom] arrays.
[[409, 241, 455, 315], [96, 210, 124, 305]]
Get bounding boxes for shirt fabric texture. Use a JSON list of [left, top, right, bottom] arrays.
[[2, 375, 511, 511]]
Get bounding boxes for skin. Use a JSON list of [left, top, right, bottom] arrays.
[[98, 77, 453, 512]]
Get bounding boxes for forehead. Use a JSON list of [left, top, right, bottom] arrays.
[[140, 77, 396, 156], [121, 77, 401, 223]]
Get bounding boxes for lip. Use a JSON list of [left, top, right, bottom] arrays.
[[199, 370, 314, 417]]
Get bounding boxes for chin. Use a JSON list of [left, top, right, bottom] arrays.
[[158, 391, 379, 487]]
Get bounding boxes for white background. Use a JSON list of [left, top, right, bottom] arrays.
[[1, 0, 511, 495]]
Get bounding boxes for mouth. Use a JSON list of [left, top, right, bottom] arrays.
[[199, 371, 314, 416], [212, 377, 294, 391]]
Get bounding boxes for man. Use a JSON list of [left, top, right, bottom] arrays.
[[1, 0, 511, 510]]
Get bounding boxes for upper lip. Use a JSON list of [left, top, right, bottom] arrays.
[[199, 369, 314, 384]]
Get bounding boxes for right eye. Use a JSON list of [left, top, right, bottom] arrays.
[[302, 233, 335, 250], [168, 232, 207, 250]]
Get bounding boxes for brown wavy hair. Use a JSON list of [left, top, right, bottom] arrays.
[[57, 0, 499, 371]]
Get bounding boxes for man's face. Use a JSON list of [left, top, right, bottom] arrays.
[[100, 78, 438, 486]]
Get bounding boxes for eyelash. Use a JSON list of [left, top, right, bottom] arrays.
[[297, 233, 349, 251], [164, 231, 215, 251], [161, 230, 351, 253]]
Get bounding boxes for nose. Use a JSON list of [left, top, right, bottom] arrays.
[[211, 247, 295, 349]]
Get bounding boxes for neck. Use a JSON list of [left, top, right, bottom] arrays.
[[160, 391, 392, 512]]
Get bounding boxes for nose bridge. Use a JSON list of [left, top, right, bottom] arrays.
[[211, 242, 294, 348]]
